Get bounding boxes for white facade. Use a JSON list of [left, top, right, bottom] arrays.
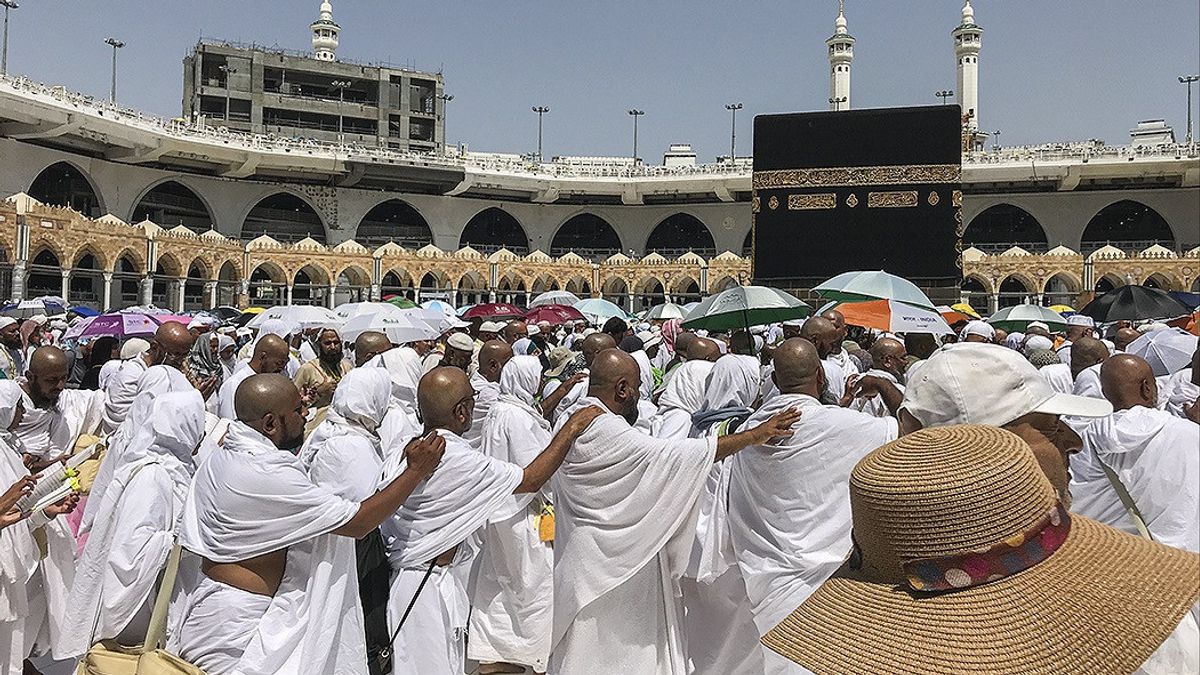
[[954, 0, 983, 130], [826, 1, 854, 111]]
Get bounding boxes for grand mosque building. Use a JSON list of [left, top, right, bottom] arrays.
[[0, 1, 1196, 313]]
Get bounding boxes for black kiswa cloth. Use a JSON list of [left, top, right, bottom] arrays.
[[751, 105, 963, 286]]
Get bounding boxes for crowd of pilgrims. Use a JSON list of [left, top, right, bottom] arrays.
[[0, 307, 1196, 675]]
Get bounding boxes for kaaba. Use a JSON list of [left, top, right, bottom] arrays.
[[751, 105, 962, 292]]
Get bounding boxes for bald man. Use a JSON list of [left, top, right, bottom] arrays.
[[172, 373, 445, 673], [549, 348, 799, 675], [1071, 355, 1199, 553], [846, 336, 908, 418], [1113, 326, 1141, 352], [502, 320, 529, 345], [821, 309, 861, 377], [211, 334, 291, 420], [16, 345, 106, 469], [382, 367, 600, 675], [544, 332, 617, 423], [354, 330, 392, 367], [728, 338, 899, 671], [798, 316, 847, 399], [687, 336, 722, 363], [1071, 336, 1111, 399], [102, 320, 197, 433], [465, 340, 514, 447]]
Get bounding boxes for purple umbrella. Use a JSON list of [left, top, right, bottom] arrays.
[[63, 312, 166, 340]]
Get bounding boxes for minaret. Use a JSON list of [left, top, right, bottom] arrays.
[[953, 0, 983, 131], [826, 0, 854, 111], [311, 1, 340, 62]]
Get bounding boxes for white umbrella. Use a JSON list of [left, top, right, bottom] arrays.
[[985, 305, 1067, 332], [341, 305, 438, 344], [530, 290, 581, 308], [334, 302, 393, 323], [573, 298, 630, 325], [644, 303, 686, 321], [1127, 327, 1198, 377], [812, 270, 936, 310], [246, 305, 342, 330], [832, 299, 953, 335]]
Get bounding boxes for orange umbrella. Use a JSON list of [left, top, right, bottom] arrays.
[[937, 305, 973, 326], [835, 299, 953, 335]]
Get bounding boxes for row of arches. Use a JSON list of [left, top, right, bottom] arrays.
[[962, 271, 1200, 310], [27, 163, 721, 257], [964, 200, 1177, 252]]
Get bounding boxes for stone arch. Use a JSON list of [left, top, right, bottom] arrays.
[[710, 275, 739, 294], [356, 199, 434, 248], [458, 271, 488, 306], [68, 249, 106, 307], [152, 253, 184, 309], [26, 247, 63, 299], [28, 161, 105, 217], [564, 275, 592, 297], [551, 213, 623, 257], [381, 269, 416, 301], [460, 207, 529, 254], [293, 264, 331, 306], [183, 261, 211, 311], [1082, 200, 1175, 252], [334, 264, 372, 306], [111, 253, 143, 308], [72, 245, 110, 274], [1094, 273, 1127, 294], [216, 260, 240, 307], [964, 204, 1049, 251], [645, 213, 716, 256], [633, 276, 666, 311], [242, 191, 327, 244], [531, 274, 561, 294], [131, 179, 216, 233], [494, 272, 527, 304], [1143, 272, 1178, 291], [1043, 272, 1081, 307], [601, 276, 629, 305], [670, 275, 702, 303], [249, 261, 288, 306], [960, 274, 991, 310], [997, 274, 1034, 309]]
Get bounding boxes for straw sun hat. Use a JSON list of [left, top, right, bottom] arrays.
[[763, 425, 1200, 674]]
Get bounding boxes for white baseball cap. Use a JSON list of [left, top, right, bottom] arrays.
[[901, 343, 1111, 428], [1026, 321, 1050, 333], [1066, 315, 1095, 328]]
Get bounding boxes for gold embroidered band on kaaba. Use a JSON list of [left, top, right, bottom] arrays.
[[752, 164, 961, 190], [787, 193, 837, 210]]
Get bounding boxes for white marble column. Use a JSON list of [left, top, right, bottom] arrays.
[[140, 277, 153, 307], [102, 273, 113, 311], [285, 285, 294, 305], [207, 281, 218, 309], [60, 270, 70, 300], [327, 284, 337, 309], [174, 279, 186, 312]]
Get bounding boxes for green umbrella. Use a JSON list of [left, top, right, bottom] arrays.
[[682, 286, 810, 332], [385, 296, 418, 309], [812, 270, 936, 310], [985, 304, 1068, 332]]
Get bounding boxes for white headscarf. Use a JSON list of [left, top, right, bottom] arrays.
[[370, 346, 423, 407], [116, 390, 205, 487], [300, 367, 394, 501], [656, 360, 713, 414], [0, 379, 22, 430], [0, 381, 37, 645], [497, 355, 548, 427], [701, 354, 760, 412]]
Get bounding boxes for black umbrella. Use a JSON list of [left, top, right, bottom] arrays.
[[1079, 285, 1191, 323]]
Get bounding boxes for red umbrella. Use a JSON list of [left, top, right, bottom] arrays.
[[463, 302, 524, 320], [524, 304, 585, 326]]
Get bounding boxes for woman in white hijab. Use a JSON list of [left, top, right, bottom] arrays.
[[649, 359, 715, 440], [371, 345, 426, 465], [469, 355, 556, 673], [300, 367, 393, 500], [59, 390, 206, 657]]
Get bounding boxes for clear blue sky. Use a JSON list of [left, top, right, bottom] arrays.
[[8, 1, 1199, 161]]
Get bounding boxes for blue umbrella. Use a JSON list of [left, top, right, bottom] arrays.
[[69, 306, 100, 317]]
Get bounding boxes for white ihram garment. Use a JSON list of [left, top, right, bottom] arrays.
[[465, 372, 501, 448], [1073, 363, 1103, 399], [549, 398, 715, 675], [83, 365, 191, 536], [682, 354, 764, 675], [380, 429, 522, 675], [170, 422, 361, 675], [729, 392, 897, 672], [821, 358, 846, 400], [469, 356, 555, 670], [1038, 362, 1074, 395], [1072, 406, 1199, 553], [212, 362, 254, 420], [648, 360, 713, 441], [59, 391, 205, 658], [370, 347, 425, 465], [1163, 368, 1198, 419], [102, 356, 148, 434], [0, 383, 40, 672], [848, 369, 905, 418]]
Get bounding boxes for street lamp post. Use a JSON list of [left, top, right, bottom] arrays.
[[725, 102, 743, 164], [532, 105, 549, 162], [438, 92, 453, 145], [828, 96, 846, 111], [1180, 74, 1200, 145], [935, 89, 954, 105], [992, 129, 1001, 151], [627, 109, 644, 163], [218, 64, 237, 124], [330, 79, 351, 137], [104, 37, 125, 103], [1, 1, 17, 76]]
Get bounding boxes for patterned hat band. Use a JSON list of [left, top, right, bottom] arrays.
[[897, 503, 1071, 593]]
